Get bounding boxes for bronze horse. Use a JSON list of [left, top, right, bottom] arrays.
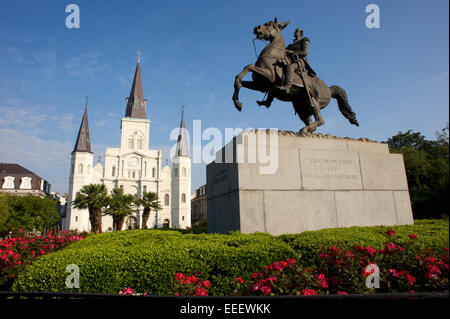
[[232, 19, 359, 134]]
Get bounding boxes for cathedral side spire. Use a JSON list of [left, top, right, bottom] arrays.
[[125, 54, 147, 119], [175, 106, 190, 157], [73, 97, 92, 153]]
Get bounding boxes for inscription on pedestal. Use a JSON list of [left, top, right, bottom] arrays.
[[300, 149, 363, 190]]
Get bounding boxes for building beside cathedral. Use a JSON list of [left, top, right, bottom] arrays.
[[62, 59, 191, 231]]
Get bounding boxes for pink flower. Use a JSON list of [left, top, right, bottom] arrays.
[[386, 229, 395, 237], [337, 291, 347, 295], [202, 280, 211, 288]]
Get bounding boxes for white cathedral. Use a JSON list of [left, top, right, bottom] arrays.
[[62, 59, 191, 232]]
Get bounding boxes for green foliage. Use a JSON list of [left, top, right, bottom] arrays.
[[12, 230, 297, 295], [0, 194, 60, 237], [135, 191, 162, 229], [11, 220, 448, 295], [386, 126, 449, 219], [103, 188, 135, 231], [72, 184, 109, 234]]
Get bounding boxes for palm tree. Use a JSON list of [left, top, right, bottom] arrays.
[[72, 183, 109, 234], [103, 188, 135, 231], [135, 191, 162, 229]]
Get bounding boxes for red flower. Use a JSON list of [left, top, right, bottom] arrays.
[[365, 246, 376, 256], [337, 291, 347, 295], [174, 272, 184, 281], [286, 258, 296, 264], [405, 274, 416, 285], [261, 286, 271, 295], [408, 234, 417, 239], [194, 287, 208, 296], [388, 269, 400, 278], [301, 289, 318, 295], [236, 277, 245, 284], [202, 280, 211, 288], [386, 229, 395, 237]]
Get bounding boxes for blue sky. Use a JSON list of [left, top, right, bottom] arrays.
[[0, 0, 448, 194]]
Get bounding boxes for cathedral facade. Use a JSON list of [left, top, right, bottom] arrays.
[[63, 60, 191, 232]]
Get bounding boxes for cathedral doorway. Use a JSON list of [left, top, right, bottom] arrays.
[[126, 216, 138, 230], [163, 219, 170, 228]]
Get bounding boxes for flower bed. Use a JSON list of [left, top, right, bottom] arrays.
[[118, 229, 449, 296], [11, 220, 449, 295], [0, 230, 85, 290]]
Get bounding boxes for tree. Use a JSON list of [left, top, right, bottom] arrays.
[[0, 194, 60, 237], [103, 188, 135, 231], [135, 191, 162, 229], [386, 125, 449, 219], [72, 184, 109, 234]]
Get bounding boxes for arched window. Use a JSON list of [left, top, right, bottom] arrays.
[[78, 164, 83, 174], [112, 166, 116, 177], [2, 176, 15, 189], [182, 167, 186, 176], [132, 171, 135, 178], [19, 177, 32, 189], [137, 138, 143, 150], [175, 168, 178, 177], [164, 194, 170, 206], [152, 167, 156, 178], [87, 165, 90, 174], [181, 193, 186, 203], [128, 138, 134, 149], [143, 185, 147, 193]]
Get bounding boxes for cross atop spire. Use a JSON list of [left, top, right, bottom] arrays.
[[125, 58, 146, 119], [137, 50, 142, 63]]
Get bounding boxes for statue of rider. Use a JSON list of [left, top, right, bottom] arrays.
[[277, 28, 316, 94]]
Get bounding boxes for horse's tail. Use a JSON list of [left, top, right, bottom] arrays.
[[329, 85, 359, 126]]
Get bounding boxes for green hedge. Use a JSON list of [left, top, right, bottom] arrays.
[[12, 220, 449, 295], [12, 230, 298, 295]]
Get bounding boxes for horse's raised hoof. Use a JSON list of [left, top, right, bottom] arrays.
[[234, 100, 242, 111]]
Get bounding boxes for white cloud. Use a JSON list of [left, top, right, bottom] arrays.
[[64, 51, 112, 79]]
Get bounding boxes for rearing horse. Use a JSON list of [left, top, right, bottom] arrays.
[[232, 19, 359, 134]]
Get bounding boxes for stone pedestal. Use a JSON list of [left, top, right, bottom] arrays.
[[206, 130, 413, 235]]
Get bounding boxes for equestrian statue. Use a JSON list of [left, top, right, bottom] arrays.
[[232, 18, 359, 134]]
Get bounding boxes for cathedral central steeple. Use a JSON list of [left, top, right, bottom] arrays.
[[125, 56, 147, 119]]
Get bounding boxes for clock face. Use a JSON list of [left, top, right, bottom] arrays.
[[129, 157, 138, 167]]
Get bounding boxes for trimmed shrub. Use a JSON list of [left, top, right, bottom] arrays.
[[12, 220, 448, 295], [12, 230, 298, 295]]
